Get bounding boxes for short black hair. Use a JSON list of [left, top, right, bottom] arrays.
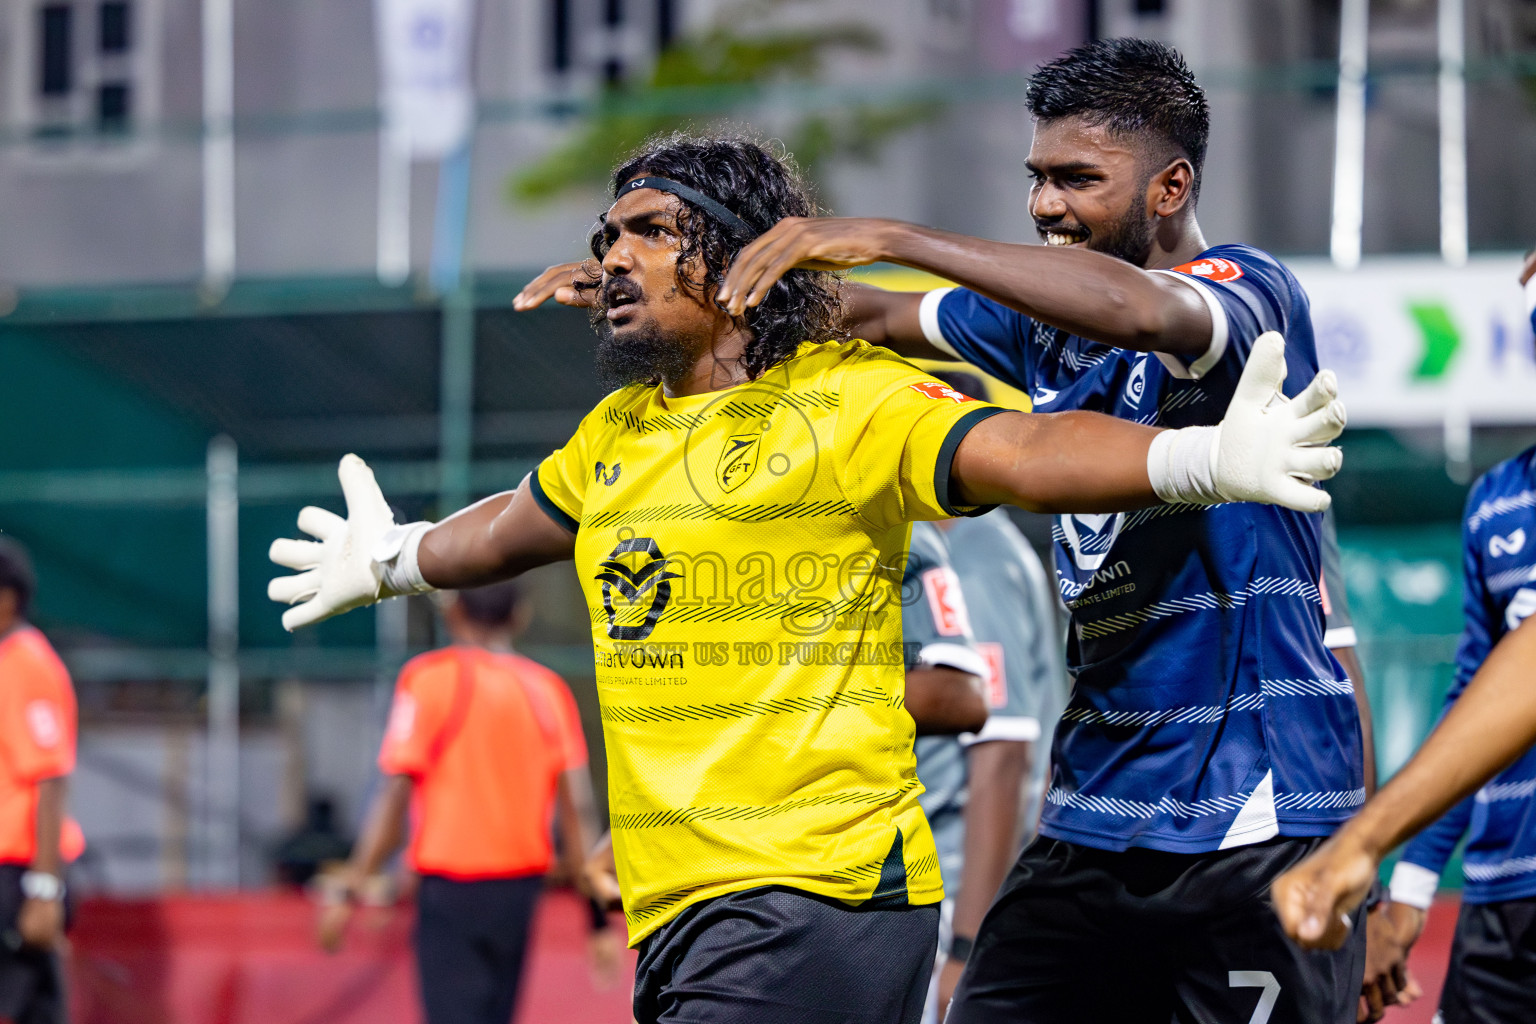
[[930, 369, 990, 402], [454, 581, 522, 627], [0, 537, 36, 619], [598, 131, 844, 379], [1026, 38, 1210, 197]]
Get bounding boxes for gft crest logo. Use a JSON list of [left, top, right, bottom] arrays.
[[717, 435, 761, 492], [594, 537, 681, 641], [1059, 513, 1125, 572]]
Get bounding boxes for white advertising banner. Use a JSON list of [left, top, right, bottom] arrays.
[[375, 0, 476, 160], [1294, 256, 1536, 426]]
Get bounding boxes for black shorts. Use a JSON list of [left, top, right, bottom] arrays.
[[946, 836, 1366, 1024], [413, 873, 543, 1024], [632, 886, 939, 1024], [1437, 895, 1536, 1024], [0, 865, 70, 1024]]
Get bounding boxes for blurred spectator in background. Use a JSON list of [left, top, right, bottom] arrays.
[[317, 581, 608, 1024], [0, 537, 84, 1024], [272, 795, 352, 887]]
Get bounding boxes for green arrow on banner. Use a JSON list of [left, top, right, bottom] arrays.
[[1406, 301, 1461, 379]]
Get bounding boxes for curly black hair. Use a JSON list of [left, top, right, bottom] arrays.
[[590, 131, 844, 380], [1027, 38, 1210, 202]]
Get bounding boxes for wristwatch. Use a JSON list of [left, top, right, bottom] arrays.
[[20, 872, 64, 902]]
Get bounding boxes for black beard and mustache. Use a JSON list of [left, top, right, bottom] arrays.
[[1088, 206, 1155, 265], [1038, 207, 1155, 266], [590, 276, 696, 392]]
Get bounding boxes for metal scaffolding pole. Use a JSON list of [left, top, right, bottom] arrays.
[[376, 136, 412, 286], [1438, 0, 1469, 267], [202, 0, 236, 292], [435, 142, 478, 515], [206, 436, 241, 887], [1330, 0, 1369, 270]]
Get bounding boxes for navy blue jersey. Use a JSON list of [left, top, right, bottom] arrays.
[[1398, 447, 1536, 905], [918, 244, 1362, 854]]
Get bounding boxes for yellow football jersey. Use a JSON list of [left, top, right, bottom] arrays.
[[533, 340, 1005, 943]]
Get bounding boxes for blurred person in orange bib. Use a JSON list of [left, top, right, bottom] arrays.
[[0, 538, 83, 1024], [318, 581, 607, 1024]]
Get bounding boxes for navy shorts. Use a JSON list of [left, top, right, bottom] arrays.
[[633, 886, 939, 1024], [946, 836, 1366, 1024], [1438, 895, 1536, 1024]]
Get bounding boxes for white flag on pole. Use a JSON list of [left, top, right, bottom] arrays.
[[375, 0, 477, 160]]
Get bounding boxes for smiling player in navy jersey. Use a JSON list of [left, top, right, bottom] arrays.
[[711, 38, 1367, 1024]]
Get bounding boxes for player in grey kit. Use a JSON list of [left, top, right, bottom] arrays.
[[902, 444, 1071, 1022], [903, 521, 990, 903], [924, 371, 1071, 1017]]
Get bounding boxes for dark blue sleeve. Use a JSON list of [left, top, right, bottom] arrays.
[[1154, 245, 1319, 401], [1400, 794, 1473, 877], [1400, 481, 1495, 874], [928, 288, 1039, 394]]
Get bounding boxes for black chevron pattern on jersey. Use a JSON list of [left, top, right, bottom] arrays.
[[600, 391, 840, 434], [589, 587, 885, 627], [627, 887, 704, 921], [600, 685, 893, 726], [583, 499, 857, 529], [609, 781, 919, 832]]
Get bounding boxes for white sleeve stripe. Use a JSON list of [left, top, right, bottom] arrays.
[[1388, 861, 1440, 910], [916, 642, 989, 680], [1323, 626, 1358, 650], [1149, 270, 1229, 380], [1524, 275, 1536, 318], [919, 288, 960, 357], [960, 716, 1041, 746]]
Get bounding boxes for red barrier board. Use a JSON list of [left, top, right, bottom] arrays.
[[65, 890, 1469, 1024], [69, 890, 637, 1024]]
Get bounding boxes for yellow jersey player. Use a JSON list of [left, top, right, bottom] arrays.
[[269, 133, 1345, 1024]]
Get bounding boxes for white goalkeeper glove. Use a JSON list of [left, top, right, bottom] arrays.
[[1148, 331, 1346, 513], [267, 455, 435, 631]]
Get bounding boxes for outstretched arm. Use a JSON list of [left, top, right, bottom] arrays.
[[1272, 614, 1536, 950], [839, 283, 938, 358], [269, 459, 574, 631], [508, 256, 946, 361], [718, 218, 1211, 357], [951, 333, 1345, 515], [415, 475, 575, 588]]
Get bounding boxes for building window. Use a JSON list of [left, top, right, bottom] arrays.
[[550, 0, 572, 72], [546, 0, 672, 87], [11, 0, 158, 157], [657, 0, 675, 48], [40, 5, 74, 96], [100, 1, 130, 53], [97, 82, 129, 129]]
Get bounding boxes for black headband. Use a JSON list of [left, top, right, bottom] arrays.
[[615, 175, 757, 240]]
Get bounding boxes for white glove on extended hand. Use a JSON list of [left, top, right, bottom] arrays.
[[267, 455, 434, 631], [1148, 331, 1346, 513]]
